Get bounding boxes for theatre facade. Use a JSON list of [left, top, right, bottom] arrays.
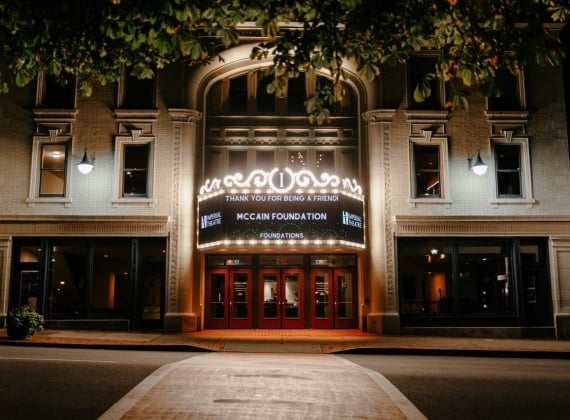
[[2, 37, 570, 338]]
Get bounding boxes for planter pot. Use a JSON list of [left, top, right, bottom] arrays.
[[6, 323, 32, 340]]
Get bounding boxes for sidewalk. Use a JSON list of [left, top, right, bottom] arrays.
[[2, 328, 570, 357]]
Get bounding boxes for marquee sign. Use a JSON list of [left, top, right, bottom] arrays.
[[197, 168, 365, 249]]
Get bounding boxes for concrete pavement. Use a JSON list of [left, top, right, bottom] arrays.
[[99, 352, 426, 419], [2, 328, 570, 357]]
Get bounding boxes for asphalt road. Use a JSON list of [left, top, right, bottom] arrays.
[[341, 354, 570, 420], [1, 346, 570, 419], [0, 346, 195, 419]]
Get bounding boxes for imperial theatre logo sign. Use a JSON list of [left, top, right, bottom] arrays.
[[197, 168, 365, 249]]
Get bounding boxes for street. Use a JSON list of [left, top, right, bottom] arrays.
[[1, 346, 570, 419], [342, 354, 570, 420], [0, 347, 195, 419]]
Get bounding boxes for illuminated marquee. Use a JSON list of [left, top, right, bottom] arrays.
[[198, 168, 365, 249]]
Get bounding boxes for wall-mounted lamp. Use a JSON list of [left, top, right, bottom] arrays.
[[77, 148, 95, 174], [468, 151, 488, 176]]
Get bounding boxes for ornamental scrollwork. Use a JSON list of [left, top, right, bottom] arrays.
[[199, 168, 363, 195]]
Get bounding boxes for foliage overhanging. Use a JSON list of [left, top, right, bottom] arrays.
[[0, 0, 568, 122]]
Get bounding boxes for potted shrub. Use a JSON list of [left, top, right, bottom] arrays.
[[6, 305, 44, 339]]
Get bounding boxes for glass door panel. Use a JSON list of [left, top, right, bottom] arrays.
[[259, 269, 280, 328], [334, 269, 358, 328], [311, 270, 333, 328], [258, 268, 304, 328], [282, 270, 304, 328], [230, 270, 252, 328], [205, 269, 228, 328]]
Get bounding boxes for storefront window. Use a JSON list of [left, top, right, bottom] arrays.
[[11, 237, 167, 329], [399, 239, 453, 314], [399, 238, 516, 317], [91, 239, 132, 315], [457, 241, 513, 313], [47, 240, 89, 316]]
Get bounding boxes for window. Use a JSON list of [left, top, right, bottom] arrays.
[[288, 150, 307, 170], [27, 136, 73, 205], [487, 68, 524, 111], [398, 238, 543, 320], [490, 137, 534, 205], [10, 237, 167, 326], [37, 73, 76, 109], [121, 76, 156, 109], [123, 144, 150, 197], [91, 239, 132, 315], [408, 55, 442, 110], [228, 74, 248, 113], [256, 150, 275, 170], [316, 150, 334, 174], [413, 144, 440, 198], [47, 239, 89, 316], [256, 76, 275, 113], [113, 134, 155, 205], [409, 135, 450, 204], [495, 144, 521, 197], [229, 150, 248, 174], [287, 76, 306, 113], [39, 144, 67, 196]]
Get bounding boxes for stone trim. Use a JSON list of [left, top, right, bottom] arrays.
[[0, 215, 170, 236], [394, 215, 570, 235]]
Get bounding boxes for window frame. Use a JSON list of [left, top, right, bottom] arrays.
[[112, 133, 156, 206], [409, 134, 451, 206], [27, 135, 73, 206], [489, 136, 535, 206]]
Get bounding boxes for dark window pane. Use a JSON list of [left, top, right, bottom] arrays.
[[457, 241, 513, 313], [488, 69, 520, 110], [229, 74, 248, 112], [123, 144, 149, 197], [122, 76, 155, 109], [287, 77, 306, 113], [257, 76, 275, 112], [414, 144, 440, 197], [91, 239, 131, 315], [139, 239, 166, 321], [409, 56, 440, 109], [496, 145, 521, 197], [47, 240, 88, 316], [398, 239, 454, 314], [41, 74, 76, 108]]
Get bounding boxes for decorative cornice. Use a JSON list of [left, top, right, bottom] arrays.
[[394, 215, 570, 236], [0, 215, 170, 236]]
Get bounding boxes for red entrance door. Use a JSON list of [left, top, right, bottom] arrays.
[[311, 269, 357, 328], [258, 268, 304, 328], [205, 268, 252, 329]]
